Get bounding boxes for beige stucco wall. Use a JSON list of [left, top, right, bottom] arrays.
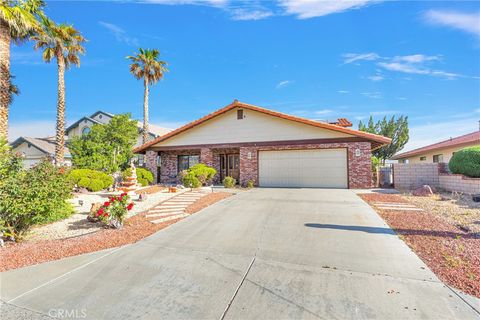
[[157, 108, 353, 147], [14, 142, 49, 168], [399, 143, 480, 164], [67, 118, 97, 139]]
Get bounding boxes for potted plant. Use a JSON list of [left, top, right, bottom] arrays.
[[95, 193, 134, 228]]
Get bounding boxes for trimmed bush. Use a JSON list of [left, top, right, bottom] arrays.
[[89, 179, 105, 192], [181, 164, 217, 188], [223, 176, 236, 188], [182, 171, 202, 188], [449, 146, 480, 178], [68, 169, 113, 191], [122, 167, 154, 187], [78, 177, 91, 188], [246, 180, 255, 188]]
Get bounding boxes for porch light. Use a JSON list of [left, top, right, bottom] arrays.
[[247, 152, 252, 160], [355, 149, 361, 157]]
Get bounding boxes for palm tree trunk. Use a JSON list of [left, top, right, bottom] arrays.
[[142, 77, 149, 145], [55, 50, 66, 165], [0, 20, 11, 139]]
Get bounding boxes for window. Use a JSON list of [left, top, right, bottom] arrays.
[[81, 127, 91, 135], [237, 109, 244, 120], [433, 154, 443, 163], [420, 156, 427, 161], [178, 155, 200, 172]]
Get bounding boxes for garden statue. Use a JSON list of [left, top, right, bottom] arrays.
[[118, 159, 139, 194]]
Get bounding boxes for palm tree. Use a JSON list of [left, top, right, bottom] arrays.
[[127, 48, 168, 144], [32, 18, 85, 165], [0, 0, 44, 139]]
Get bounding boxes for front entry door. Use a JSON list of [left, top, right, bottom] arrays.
[[227, 154, 240, 182]]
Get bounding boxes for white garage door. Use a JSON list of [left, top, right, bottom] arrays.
[[258, 149, 348, 188]]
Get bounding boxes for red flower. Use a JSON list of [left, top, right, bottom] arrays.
[[121, 192, 127, 197], [97, 208, 104, 217], [103, 212, 109, 217], [104, 201, 110, 207], [127, 203, 134, 211]]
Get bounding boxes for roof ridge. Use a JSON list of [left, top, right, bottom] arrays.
[[134, 100, 391, 153]]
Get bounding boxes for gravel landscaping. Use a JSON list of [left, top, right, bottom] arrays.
[[359, 192, 480, 298], [0, 192, 231, 272], [25, 188, 187, 241]]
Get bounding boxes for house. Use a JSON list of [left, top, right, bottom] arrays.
[[392, 131, 480, 164], [12, 110, 171, 168], [135, 100, 391, 188], [10, 136, 72, 168]]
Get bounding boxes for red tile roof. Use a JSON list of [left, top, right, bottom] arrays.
[[134, 100, 391, 153], [329, 118, 353, 127], [392, 131, 480, 160]]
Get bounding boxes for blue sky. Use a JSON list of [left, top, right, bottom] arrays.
[[8, 0, 480, 151]]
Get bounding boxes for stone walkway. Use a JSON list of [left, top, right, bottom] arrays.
[[145, 190, 211, 224], [371, 201, 424, 211]]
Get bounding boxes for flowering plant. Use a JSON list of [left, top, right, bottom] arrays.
[[95, 193, 134, 228]]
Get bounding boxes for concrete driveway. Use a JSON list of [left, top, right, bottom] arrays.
[[1, 189, 479, 319]]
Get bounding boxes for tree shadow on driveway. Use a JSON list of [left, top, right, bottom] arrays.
[[304, 223, 479, 239]]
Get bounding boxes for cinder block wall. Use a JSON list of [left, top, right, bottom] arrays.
[[393, 163, 440, 190], [393, 163, 480, 194]]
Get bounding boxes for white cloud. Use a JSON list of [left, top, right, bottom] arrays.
[[424, 10, 480, 37], [367, 74, 384, 81], [279, 0, 379, 19], [342, 52, 380, 64], [361, 92, 382, 99], [314, 109, 333, 115], [276, 80, 293, 89], [230, 8, 273, 20], [337, 90, 350, 94], [402, 118, 479, 152], [99, 21, 139, 47], [393, 54, 440, 63], [8, 120, 56, 142], [342, 52, 463, 80], [395, 97, 407, 101], [475, 108, 480, 113], [369, 110, 398, 116]]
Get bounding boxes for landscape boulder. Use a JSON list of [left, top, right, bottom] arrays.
[[413, 185, 436, 197]]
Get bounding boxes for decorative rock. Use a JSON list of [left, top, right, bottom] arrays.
[[412, 185, 436, 197], [473, 194, 480, 202], [87, 202, 102, 222]]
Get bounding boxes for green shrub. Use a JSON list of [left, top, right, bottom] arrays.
[[78, 177, 91, 189], [89, 179, 105, 192], [223, 176, 236, 188], [188, 164, 217, 185], [182, 171, 202, 188], [122, 167, 154, 186], [449, 146, 480, 178], [246, 180, 255, 188], [0, 160, 73, 240], [68, 169, 113, 191]]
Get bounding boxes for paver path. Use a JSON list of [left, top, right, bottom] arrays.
[[145, 189, 211, 224]]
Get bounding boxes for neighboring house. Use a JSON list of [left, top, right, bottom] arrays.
[[10, 136, 72, 168], [392, 131, 480, 164], [135, 100, 391, 188], [12, 110, 171, 168]]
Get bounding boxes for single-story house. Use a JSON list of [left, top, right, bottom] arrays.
[[392, 131, 480, 164], [135, 100, 391, 188], [10, 136, 72, 168]]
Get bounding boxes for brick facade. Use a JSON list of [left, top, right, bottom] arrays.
[[155, 141, 372, 188], [145, 150, 158, 182]]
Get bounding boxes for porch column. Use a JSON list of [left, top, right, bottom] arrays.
[[239, 147, 258, 187], [200, 148, 214, 167], [145, 150, 158, 183]]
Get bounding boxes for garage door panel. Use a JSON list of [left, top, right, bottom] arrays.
[[258, 149, 348, 188]]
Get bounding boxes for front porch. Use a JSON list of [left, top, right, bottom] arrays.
[[147, 147, 249, 186]]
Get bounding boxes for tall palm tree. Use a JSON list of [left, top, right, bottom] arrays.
[[32, 18, 85, 165], [0, 0, 44, 139], [127, 48, 168, 144]]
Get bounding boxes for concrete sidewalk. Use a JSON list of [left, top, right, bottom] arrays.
[[1, 189, 479, 319]]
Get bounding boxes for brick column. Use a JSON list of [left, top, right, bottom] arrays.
[[200, 148, 214, 167], [240, 147, 258, 186], [145, 150, 158, 183], [347, 142, 372, 188]]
